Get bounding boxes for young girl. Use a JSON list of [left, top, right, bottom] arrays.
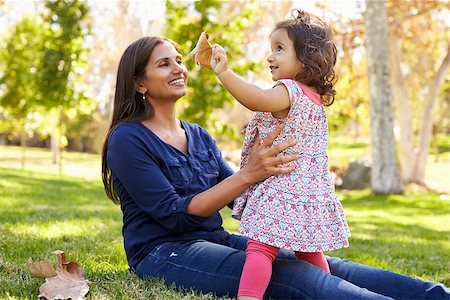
[[210, 9, 351, 300]]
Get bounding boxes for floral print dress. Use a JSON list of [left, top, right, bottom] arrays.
[[232, 79, 350, 252]]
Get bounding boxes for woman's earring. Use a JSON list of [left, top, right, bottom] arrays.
[[142, 93, 146, 101]]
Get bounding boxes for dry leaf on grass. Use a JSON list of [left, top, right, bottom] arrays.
[[188, 31, 213, 69], [28, 257, 57, 278], [28, 250, 89, 300], [38, 271, 89, 300]]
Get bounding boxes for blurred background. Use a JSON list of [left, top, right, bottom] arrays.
[[0, 0, 449, 194]]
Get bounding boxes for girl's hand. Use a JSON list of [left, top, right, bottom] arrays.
[[239, 125, 298, 184], [211, 44, 228, 76]]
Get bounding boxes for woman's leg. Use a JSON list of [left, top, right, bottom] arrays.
[[134, 239, 244, 297], [295, 251, 330, 273], [266, 254, 392, 300], [135, 236, 392, 299], [238, 239, 279, 299], [327, 256, 450, 300]]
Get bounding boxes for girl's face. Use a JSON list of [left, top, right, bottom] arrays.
[[267, 28, 303, 81], [138, 41, 188, 102]]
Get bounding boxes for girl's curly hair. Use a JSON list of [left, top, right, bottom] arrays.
[[275, 9, 337, 106]]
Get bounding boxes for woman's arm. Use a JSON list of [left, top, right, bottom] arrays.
[[211, 44, 290, 112], [187, 124, 298, 217], [109, 123, 296, 226]]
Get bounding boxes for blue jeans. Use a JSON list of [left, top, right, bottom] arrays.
[[135, 234, 449, 299]]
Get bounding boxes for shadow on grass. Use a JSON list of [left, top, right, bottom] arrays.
[[0, 167, 118, 225]]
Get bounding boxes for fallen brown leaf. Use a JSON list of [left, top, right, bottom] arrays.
[[28, 250, 89, 300], [52, 250, 84, 279], [38, 271, 89, 300], [28, 258, 57, 278]]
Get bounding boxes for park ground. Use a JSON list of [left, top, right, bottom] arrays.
[[0, 138, 449, 299]]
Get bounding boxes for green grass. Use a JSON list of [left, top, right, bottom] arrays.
[[0, 145, 100, 179], [0, 168, 223, 299], [1, 167, 449, 299]]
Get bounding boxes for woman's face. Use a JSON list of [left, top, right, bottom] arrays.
[[140, 41, 188, 102]]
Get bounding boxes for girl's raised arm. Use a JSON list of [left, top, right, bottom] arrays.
[[211, 44, 290, 113]]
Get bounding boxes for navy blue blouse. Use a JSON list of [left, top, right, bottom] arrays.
[[107, 121, 235, 270]]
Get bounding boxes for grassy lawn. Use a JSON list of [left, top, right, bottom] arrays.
[[0, 139, 449, 299], [0, 168, 221, 299], [0, 146, 100, 179], [1, 167, 449, 299]]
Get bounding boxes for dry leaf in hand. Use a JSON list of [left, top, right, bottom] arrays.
[[188, 31, 213, 69], [28, 250, 89, 300], [28, 258, 57, 278]]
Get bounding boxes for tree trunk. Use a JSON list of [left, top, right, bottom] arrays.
[[412, 44, 450, 184], [364, 0, 402, 194], [20, 129, 26, 169], [51, 131, 60, 165], [388, 31, 416, 183]]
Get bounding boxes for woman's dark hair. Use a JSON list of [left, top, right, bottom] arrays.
[[101, 36, 179, 204], [274, 9, 337, 106]]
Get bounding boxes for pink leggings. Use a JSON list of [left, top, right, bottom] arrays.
[[238, 239, 330, 299]]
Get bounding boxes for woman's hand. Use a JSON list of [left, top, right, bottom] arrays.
[[240, 121, 249, 135], [187, 124, 297, 217], [210, 44, 228, 76], [239, 124, 298, 184]]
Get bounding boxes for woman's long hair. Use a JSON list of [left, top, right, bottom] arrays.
[[101, 36, 175, 204]]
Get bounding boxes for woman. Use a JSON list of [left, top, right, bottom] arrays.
[[101, 36, 449, 299]]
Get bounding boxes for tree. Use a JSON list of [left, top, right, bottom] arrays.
[[364, 0, 402, 194], [0, 16, 45, 167], [37, 0, 92, 166], [316, 1, 449, 189], [387, 0, 450, 185]]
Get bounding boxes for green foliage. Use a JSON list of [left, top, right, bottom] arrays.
[[0, 0, 92, 114], [0, 16, 44, 118], [163, 0, 262, 138], [0, 0, 95, 152], [437, 78, 450, 134], [323, 6, 370, 137], [331, 48, 370, 137], [38, 0, 90, 110]]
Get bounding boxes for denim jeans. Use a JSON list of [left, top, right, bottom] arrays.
[[134, 234, 449, 299]]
